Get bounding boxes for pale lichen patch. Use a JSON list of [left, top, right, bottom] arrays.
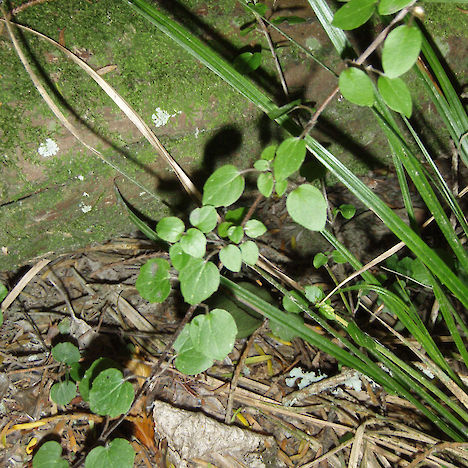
[[37, 138, 59, 158]]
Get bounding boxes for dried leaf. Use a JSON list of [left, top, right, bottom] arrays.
[[96, 64, 118, 76]]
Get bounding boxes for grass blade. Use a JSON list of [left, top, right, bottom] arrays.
[[125, 0, 468, 309]]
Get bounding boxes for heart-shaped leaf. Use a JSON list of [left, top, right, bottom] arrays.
[[169, 243, 191, 270], [286, 184, 327, 231], [52, 342, 80, 365], [189, 309, 237, 361], [202, 165, 245, 207], [173, 325, 214, 375], [240, 241, 259, 266], [89, 368, 134, 418], [156, 217, 185, 243], [257, 172, 274, 197], [179, 258, 220, 305], [219, 245, 242, 272], [33, 441, 68, 468], [79, 358, 118, 402], [189, 205, 218, 233], [180, 228, 206, 258], [244, 219, 267, 238], [50, 381, 76, 406], [136, 258, 171, 303], [273, 137, 307, 181], [228, 225, 244, 244], [85, 439, 135, 468]]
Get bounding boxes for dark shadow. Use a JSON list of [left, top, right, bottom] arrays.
[[315, 116, 387, 169], [191, 125, 243, 188], [153, 0, 287, 102]]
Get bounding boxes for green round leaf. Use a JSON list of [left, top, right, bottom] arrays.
[[33, 441, 68, 468], [282, 290, 308, 314], [233, 51, 262, 74], [244, 219, 267, 238], [273, 137, 307, 182], [180, 228, 206, 258], [0, 283, 7, 302], [332, 0, 377, 30], [313, 252, 328, 269], [253, 159, 270, 171], [251, 2, 267, 16], [189, 309, 237, 361], [275, 179, 288, 196], [58, 317, 70, 335], [179, 258, 220, 305], [382, 25, 422, 78], [202, 165, 245, 207], [189, 205, 218, 233], [52, 342, 80, 365], [228, 225, 244, 244], [339, 68, 375, 107], [319, 303, 336, 321], [135, 258, 171, 303], [339, 204, 356, 220], [378, 0, 412, 15], [79, 358, 119, 402], [173, 325, 215, 375], [218, 221, 233, 238], [156, 217, 185, 243], [377, 76, 412, 117], [219, 245, 242, 272], [89, 368, 134, 418], [85, 439, 135, 468], [175, 348, 214, 375], [257, 172, 274, 197], [69, 362, 84, 382], [270, 313, 304, 342], [240, 241, 259, 266], [332, 250, 348, 264], [225, 207, 247, 223], [304, 285, 325, 304], [50, 381, 76, 406], [169, 243, 191, 270], [286, 184, 327, 231], [173, 324, 191, 353], [210, 295, 261, 339], [261, 144, 277, 161]]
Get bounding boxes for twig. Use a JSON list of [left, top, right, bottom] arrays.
[[255, 14, 289, 98], [241, 193, 264, 227], [224, 323, 265, 424], [1, 258, 51, 313], [301, 2, 417, 137]]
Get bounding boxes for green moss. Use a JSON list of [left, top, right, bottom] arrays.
[[423, 3, 468, 38]]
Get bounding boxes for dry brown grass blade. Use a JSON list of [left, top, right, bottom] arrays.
[[0, 258, 51, 313], [348, 422, 367, 468], [1, 17, 201, 203]]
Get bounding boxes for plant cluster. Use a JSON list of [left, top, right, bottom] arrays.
[[1, 0, 467, 465]]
